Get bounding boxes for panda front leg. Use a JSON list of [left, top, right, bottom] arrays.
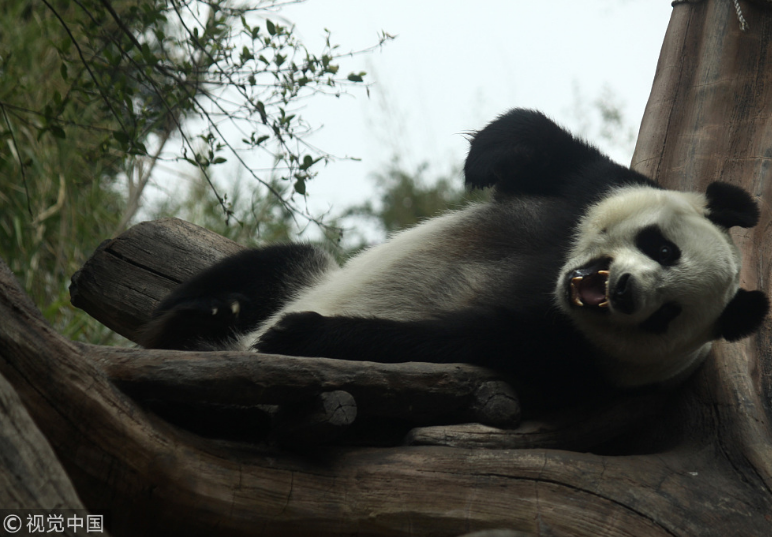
[[255, 311, 460, 363], [255, 310, 610, 409], [266, 310, 599, 376]]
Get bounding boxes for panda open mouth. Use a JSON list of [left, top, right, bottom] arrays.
[[568, 261, 611, 309]]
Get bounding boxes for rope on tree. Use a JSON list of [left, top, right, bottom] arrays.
[[672, 0, 772, 32]]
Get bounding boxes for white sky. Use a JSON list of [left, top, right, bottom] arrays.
[[149, 1, 675, 239], [275, 0, 674, 215]]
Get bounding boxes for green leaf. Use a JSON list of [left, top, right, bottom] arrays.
[[293, 179, 306, 195], [266, 20, 276, 36], [113, 131, 130, 146], [256, 101, 267, 122], [299, 155, 318, 171], [60, 62, 68, 82], [50, 126, 66, 139], [212, 157, 227, 164], [132, 141, 148, 155], [347, 72, 366, 83]]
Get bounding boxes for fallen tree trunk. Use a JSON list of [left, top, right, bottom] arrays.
[[1, 1, 772, 536]]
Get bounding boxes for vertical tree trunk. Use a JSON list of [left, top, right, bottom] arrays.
[[632, 0, 772, 506]]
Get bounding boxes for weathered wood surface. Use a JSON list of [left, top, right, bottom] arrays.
[[631, 0, 772, 508], [0, 2, 771, 536], [405, 392, 667, 450], [272, 390, 357, 446], [94, 344, 520, 426], [0, 371, 86, 511]]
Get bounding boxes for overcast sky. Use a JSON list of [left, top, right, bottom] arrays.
[[275, 0, 674, 214], [150, 1, 675, 238]]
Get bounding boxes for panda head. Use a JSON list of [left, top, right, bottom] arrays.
[[556, 181, 768, 386]]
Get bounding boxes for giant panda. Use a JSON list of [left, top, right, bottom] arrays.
[[139, 109, 769, 411]]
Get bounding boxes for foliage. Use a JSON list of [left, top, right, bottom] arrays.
[[0, 0, 386, 343]]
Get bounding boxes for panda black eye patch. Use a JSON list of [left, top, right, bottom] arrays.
[[635, 225, 681, 266]]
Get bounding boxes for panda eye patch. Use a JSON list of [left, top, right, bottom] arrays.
[[635, 225, 681, 266]]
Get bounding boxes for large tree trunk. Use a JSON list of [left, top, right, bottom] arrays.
[[1, 1, 772, 536]]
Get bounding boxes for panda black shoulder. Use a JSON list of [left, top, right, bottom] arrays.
[[464, 108, 657, 201]]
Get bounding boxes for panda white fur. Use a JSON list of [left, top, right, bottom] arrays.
[[140, 109, 769, 411]]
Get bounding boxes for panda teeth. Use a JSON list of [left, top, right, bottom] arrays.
[[570, 270, 611, 308], [571, 276, 585, 306], [599, 270, 610, 307]]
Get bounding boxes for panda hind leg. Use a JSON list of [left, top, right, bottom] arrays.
[[138, 244, 337, 351]]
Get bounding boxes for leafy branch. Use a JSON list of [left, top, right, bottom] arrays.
[[33, 0, 391, 228]]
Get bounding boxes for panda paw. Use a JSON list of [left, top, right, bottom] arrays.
[[256, 311, 326, 356]]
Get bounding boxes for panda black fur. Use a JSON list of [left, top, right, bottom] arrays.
[[140, 109, 769, 412]]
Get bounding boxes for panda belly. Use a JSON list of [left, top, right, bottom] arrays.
[[240, 206, 499, 348]]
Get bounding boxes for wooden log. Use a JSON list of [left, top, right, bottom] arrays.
[[405, 393, 666, 450], [272, 390, 357, 446], [632, 0, 772, 497], [92, 345, 520, 427], [0, 370, 88, 512], [458, 530, 535, 537], [461, 380, 520, 427]]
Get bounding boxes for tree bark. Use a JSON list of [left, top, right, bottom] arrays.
[[1, 1, 772, 536]]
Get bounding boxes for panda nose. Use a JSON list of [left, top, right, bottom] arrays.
[[611, 273, 636, 314]]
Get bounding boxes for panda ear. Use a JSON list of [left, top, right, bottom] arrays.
[[463, 108, 604, 196], [705, 182, 760, 229], [716, 289, 769, 341]]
